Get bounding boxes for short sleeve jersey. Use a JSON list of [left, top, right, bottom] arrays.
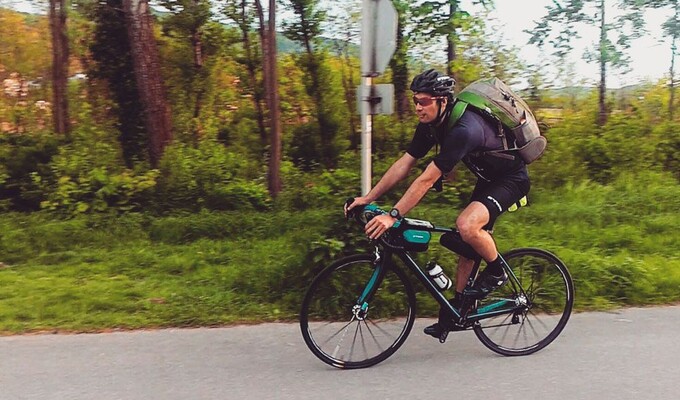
[[406, 109, 529, 182]]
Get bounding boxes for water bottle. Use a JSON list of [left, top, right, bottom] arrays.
[[426, 261, 452, 291]]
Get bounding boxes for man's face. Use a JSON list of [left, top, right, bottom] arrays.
[[413, 92, 446, 124]]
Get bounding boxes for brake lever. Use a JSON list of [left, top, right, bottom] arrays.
[[344, 197, 357, 221]]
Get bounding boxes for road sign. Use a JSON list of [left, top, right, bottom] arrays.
[[357, 84, 394, 115], [360, 0, 398, 76]]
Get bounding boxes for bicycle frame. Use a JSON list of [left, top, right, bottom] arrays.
[[355, 223, 529, 327]]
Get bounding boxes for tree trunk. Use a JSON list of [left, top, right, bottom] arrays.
[[266, 0, 282, 197], [598, 0, 607, 127], [391, 2, 410, 121], [49, 0, 70, 136], [251, 0, 269, 147], [671, 37, 676, 121], [123, 0, 173, 167], [446, 0, 458, 78], [340, 43, 359, 149], [190, 0, 205, 142], [670, 1, 679, 121]]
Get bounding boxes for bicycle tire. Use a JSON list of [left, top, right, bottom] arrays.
[[473, 248, 574, 356], [300, 254, 416, 369]]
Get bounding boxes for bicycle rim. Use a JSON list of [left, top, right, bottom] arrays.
[[300, 254, 416, 369], [473, 248, 574, 356]]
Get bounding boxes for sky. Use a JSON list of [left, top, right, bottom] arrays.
[[481, 1, 673, 88]]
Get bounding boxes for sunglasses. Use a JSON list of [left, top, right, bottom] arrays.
[[412, 96, 443, 107]]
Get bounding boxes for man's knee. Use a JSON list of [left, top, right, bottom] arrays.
[[456, 216, 485, 242], [455, 218, 472, 241], [456, 202, 490, 241]]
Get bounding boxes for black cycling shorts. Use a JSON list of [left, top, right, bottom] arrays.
[[469, 178, 530, 230]]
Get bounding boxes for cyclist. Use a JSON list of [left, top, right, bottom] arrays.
[[345, 69, 531, 339]]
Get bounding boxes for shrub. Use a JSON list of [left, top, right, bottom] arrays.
[[156, 140, 270, 211], [0, 133, 60, 211]]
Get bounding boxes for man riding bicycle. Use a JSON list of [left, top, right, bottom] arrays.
[[345, 69, 531, 339]]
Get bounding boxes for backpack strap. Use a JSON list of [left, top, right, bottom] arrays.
[[449, 98, 517, 161], [447, 99, 468, 130]]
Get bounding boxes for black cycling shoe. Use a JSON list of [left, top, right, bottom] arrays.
[[465, 269, 508, 299], [424, 297, 465, 342], [424, 323, 443, 338], [424, 322, 467, 343]]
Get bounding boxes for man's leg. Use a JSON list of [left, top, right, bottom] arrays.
[[424, 202, 493, 340], [457, 201, 509, 298], [456, 201, 497, 263], [455, 256, 475, 293]]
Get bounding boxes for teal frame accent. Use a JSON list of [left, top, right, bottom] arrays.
[[357, 263, 383, 304]]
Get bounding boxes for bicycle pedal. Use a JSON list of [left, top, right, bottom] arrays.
[[438, 330, 449, 343]]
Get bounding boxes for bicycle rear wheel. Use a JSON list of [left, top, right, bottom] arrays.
[[300, 254, 416, 369], [473, 248, 574, 356]]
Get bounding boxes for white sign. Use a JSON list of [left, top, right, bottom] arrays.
[[360, 0, 398, 76]]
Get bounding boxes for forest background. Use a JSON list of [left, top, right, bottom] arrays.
[[0, 0, 678, 333]]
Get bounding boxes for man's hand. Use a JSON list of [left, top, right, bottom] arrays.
[[344, 196, 371, 218], [365, 214, 397, 240]]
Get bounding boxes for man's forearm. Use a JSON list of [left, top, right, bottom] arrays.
[[393, 178, 432, 216], [364, 154, 414, 201], [393, 161, 443, 216]]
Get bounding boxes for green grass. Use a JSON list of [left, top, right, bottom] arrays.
[[0, 172, 679, 333]]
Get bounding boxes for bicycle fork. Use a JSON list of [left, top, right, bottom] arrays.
[[353, 248, 387, 320]]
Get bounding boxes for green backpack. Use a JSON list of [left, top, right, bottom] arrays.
[[449, 77, 546, 164]]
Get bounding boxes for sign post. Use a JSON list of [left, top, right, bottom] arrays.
[[359, 0, 398, 195]]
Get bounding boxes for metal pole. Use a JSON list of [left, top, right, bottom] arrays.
[[361, 76, 373, 196]]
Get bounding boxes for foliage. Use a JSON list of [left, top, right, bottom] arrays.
[[1, 175, 679, 332], [654, 121, 680, 179], [0, 133, 60, 211], [155, 139, 270, 211], [0, 9, 51, 79], [32, 118, 159, 215]]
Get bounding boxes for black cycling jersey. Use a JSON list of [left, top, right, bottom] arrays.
[[406, 109, 529, 182]]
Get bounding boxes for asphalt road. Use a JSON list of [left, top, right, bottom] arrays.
[[1, 306, 679, 400]]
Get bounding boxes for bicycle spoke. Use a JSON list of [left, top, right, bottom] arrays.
[[331, 321, 354, 360], [319, 318, 355, 348], [527, 309, 553, 331], [361, 321, 372, 361], [300, 255, 416, 368], [363, 320, 387, 353], [366, 318, 398, 341], [473, 249, 573, 356]]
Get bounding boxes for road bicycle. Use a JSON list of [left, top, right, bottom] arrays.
[[299, 202, 574, 369]]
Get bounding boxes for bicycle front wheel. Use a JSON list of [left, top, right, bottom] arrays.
[[473, 248, 574, 356], [300, 254, 416, 369]]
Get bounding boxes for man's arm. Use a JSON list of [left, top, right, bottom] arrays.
[[346, 153, 418, 211], [365, 161, 443, 239], [393, 161, 443, 216]]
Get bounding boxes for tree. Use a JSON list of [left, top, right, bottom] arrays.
[[222, 0, 268, 147], [528, 0, 647, 126], [283, 0, 343, 169], [264, 0, 282, 197], [89, 0, 148, 167], [160, 0, 213, 142], [412, 0, 492, 85], [123, 0, 173, 167], [48, 0, 70, 136], [647, 0, 680, 120], [325, 1, 361, 146], [390, 0, 413, 120]]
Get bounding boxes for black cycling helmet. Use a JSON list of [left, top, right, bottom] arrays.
[[410, 69, 455, 96]]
